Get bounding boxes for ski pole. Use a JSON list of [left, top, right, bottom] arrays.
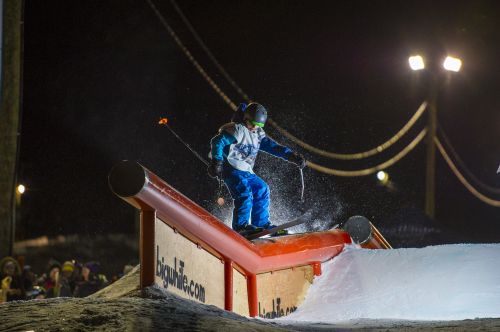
[[158, 117, 209, 166], [299, 168, 305, 203], [158, 117, 225, 204]]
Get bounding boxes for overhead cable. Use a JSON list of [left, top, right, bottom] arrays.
[[269, 101, 427, 160], [146, 0, 237, 111], [438, 124, 500, 194], [169, 0, 251, 103], [307, 128, 428, 176], [435, 138, 500, 207], [167, 0, 427, 160]]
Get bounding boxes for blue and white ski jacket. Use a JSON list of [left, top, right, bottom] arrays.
[[210, 122, 293, 173]]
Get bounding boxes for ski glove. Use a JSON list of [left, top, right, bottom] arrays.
[[288, 152, 307, 169], [207, 159, 223, 178]]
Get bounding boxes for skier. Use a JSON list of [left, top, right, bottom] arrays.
[[208, 102, 306, 235]]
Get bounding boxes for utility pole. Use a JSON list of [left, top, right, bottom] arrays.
[[409, 54, 462, 219], [425, 81, 437, 219], [0, 0, 23, 257]]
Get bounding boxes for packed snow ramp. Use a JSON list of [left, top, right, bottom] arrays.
[[280, 244, 500, 322], [108, 161, 388, 318]]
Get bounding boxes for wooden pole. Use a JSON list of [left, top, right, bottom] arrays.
[[425, 83, 437, 219], [0, 0, 23, 257]]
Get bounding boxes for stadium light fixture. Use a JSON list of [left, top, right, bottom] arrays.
[[408, 55, 425, 71], [443, 56, 462, 72]]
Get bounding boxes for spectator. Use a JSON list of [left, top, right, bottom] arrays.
[[73, 261, 107, 297], [23, 265, 45, 300], [42, 261, 62, 298], [21, 264, 45, 300], [0, 256, 25, 302], [61, 260, 77, 294], [21, 265, 36, 293], [111, 264, 135, 283]]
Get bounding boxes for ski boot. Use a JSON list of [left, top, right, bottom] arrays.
[[235, 224, 263, 237]]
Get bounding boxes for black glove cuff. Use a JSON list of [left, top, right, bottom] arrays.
[[288, 152, 306, 169]]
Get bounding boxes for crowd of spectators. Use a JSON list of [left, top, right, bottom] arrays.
[[0, 256, 133, 303]]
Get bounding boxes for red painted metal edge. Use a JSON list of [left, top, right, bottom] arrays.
[[224, 260, 233, 311], [312, 262, 322, 276], [140, 209, 155, 288], [247, 274, 258, 317]]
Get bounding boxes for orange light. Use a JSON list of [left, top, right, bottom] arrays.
[[158, 117, 168, 125]]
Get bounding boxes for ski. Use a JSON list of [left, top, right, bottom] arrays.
[[237, 226, 264, 237], [244, 210, 312, 240]]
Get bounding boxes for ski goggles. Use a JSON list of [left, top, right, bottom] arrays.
[[250, 120, 265, 128]]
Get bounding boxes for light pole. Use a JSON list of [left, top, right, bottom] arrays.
[[11, 184, 26, 255], [409, 55, 462, 218]]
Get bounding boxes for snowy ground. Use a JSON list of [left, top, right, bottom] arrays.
[[280, 244, 500, 322], [1, 267, 285, 332], [2, 245, 500, 331]]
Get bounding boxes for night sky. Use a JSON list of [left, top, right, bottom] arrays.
[[19, 0, 500, 245]]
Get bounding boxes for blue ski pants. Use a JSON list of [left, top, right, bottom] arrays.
[[223, 168, 270, 229]]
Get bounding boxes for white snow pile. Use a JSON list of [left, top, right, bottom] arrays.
[[280, 244, 500, 322]]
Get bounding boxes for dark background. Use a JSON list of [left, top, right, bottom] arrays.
[[18, 0, 500, 249]]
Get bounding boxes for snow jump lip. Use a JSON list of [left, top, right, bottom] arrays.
[[108, 160, 351, 275], [108, 160, 355, 317]]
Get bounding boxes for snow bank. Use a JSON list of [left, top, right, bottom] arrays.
[[280, 244, 500, 322]]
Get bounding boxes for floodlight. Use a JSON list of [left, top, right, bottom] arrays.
[[377, 171, 389, 183], [408, 55, 425, 70], [17, 184, 26, 194], [443, 56, 462, 72]]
